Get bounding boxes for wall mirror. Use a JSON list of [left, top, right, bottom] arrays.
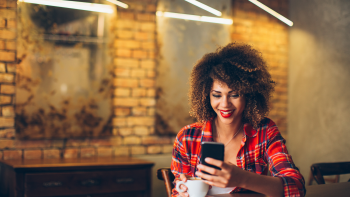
[[15, 0, 116, 139]]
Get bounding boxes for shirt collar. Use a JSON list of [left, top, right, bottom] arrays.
[[201, 120, 214, 142], [243, 123, 257, 137]]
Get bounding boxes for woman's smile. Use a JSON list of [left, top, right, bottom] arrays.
[[219, 110, 234, 118]]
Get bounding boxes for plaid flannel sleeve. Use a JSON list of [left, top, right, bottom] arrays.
[[170, 127, 191, 197], [266, 125, 306, 197]]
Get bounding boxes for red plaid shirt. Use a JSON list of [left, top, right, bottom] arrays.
[[171, 118, 306, 197]]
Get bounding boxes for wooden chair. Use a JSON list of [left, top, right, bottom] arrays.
[[310, 162, 350, 184], [157, 168, 175, 197], [307, 169, 339, 185]]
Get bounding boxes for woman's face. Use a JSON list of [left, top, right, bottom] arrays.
[[210, 80, 245, 125]]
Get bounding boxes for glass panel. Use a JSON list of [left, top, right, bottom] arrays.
[[15, 1, 115, 139], [156, 0, 231, 134]]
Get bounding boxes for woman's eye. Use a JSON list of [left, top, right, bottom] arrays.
[[212, 94, 221, 98], [231, 94, 239, 98]]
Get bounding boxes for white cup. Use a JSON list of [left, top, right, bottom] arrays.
[[176, 178, 209, 197]]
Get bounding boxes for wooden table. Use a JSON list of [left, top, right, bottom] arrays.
[[0, 157, 154, 197], [209, 182, 350, 197]]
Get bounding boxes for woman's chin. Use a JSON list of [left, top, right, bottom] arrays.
[[218, 117, 234, 124], [217, 114, 241, 125]]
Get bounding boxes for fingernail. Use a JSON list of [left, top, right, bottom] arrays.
[[205, 158, 210, 162]]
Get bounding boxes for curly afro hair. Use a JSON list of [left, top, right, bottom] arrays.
[[188, 42, 275, 128]]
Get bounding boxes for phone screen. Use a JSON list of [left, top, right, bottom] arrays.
[[200, 142, 224, 173]]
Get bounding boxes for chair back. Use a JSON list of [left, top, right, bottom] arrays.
[[310, 162, 350, 184], [157, 168, 175, 197]]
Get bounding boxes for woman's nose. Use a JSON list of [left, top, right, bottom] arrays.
[[220, 96, 231, 107]]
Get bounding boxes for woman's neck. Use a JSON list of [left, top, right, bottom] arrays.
[[214, 117, 242, 138]]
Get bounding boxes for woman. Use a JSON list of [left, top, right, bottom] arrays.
[[171, 43, 305, 197]]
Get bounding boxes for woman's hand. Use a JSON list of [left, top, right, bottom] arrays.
[[176, 174, 189, 197], [195, 157, 245, 188], [196, 157, 285, 197]]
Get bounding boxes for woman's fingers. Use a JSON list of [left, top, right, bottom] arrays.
[[197, 166, 217, 176], [177, 174, 189, 197], [195, 170, 226, 183], [179, 174, 187, 182], [202, 179, 226, 188], [180, 184, 188, 191], [195, 170, 215, 181], [196, 159, 241, 188], [179, 189, 188, 197], [197, 161, 223, 176], [176, 182, 188, 197], [204, 157, 226, 169]]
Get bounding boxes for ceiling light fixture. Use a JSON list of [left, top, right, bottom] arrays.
[[184, 0, 222, 16], [248, 0, 293, 26], [156, 11, 232, 25], [18, 0, 114, 13], [106, 0, 128, 9]]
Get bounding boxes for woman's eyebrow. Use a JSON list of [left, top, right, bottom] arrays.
[[211, 90, 236, 93]]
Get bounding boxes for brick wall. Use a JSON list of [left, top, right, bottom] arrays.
[[0, 0, 289, 160], [0, 0, 174, 160], [231, 0, 289, 138], [0, 0, 17, 160], [112, 0, 174, 156]]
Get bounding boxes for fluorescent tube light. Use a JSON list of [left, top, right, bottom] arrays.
[[19, 0, 114, 13], [248, 0, 293, 26], [106, 0, 128, 9], [184, 0, 222, 16], [156, 11, 232, 25], [97, 14, 105, 37]]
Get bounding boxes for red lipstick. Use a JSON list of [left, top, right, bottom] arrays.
[[219, 110, 233, 118]]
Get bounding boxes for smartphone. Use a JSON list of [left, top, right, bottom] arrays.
[[200, 142, 225, 173]]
